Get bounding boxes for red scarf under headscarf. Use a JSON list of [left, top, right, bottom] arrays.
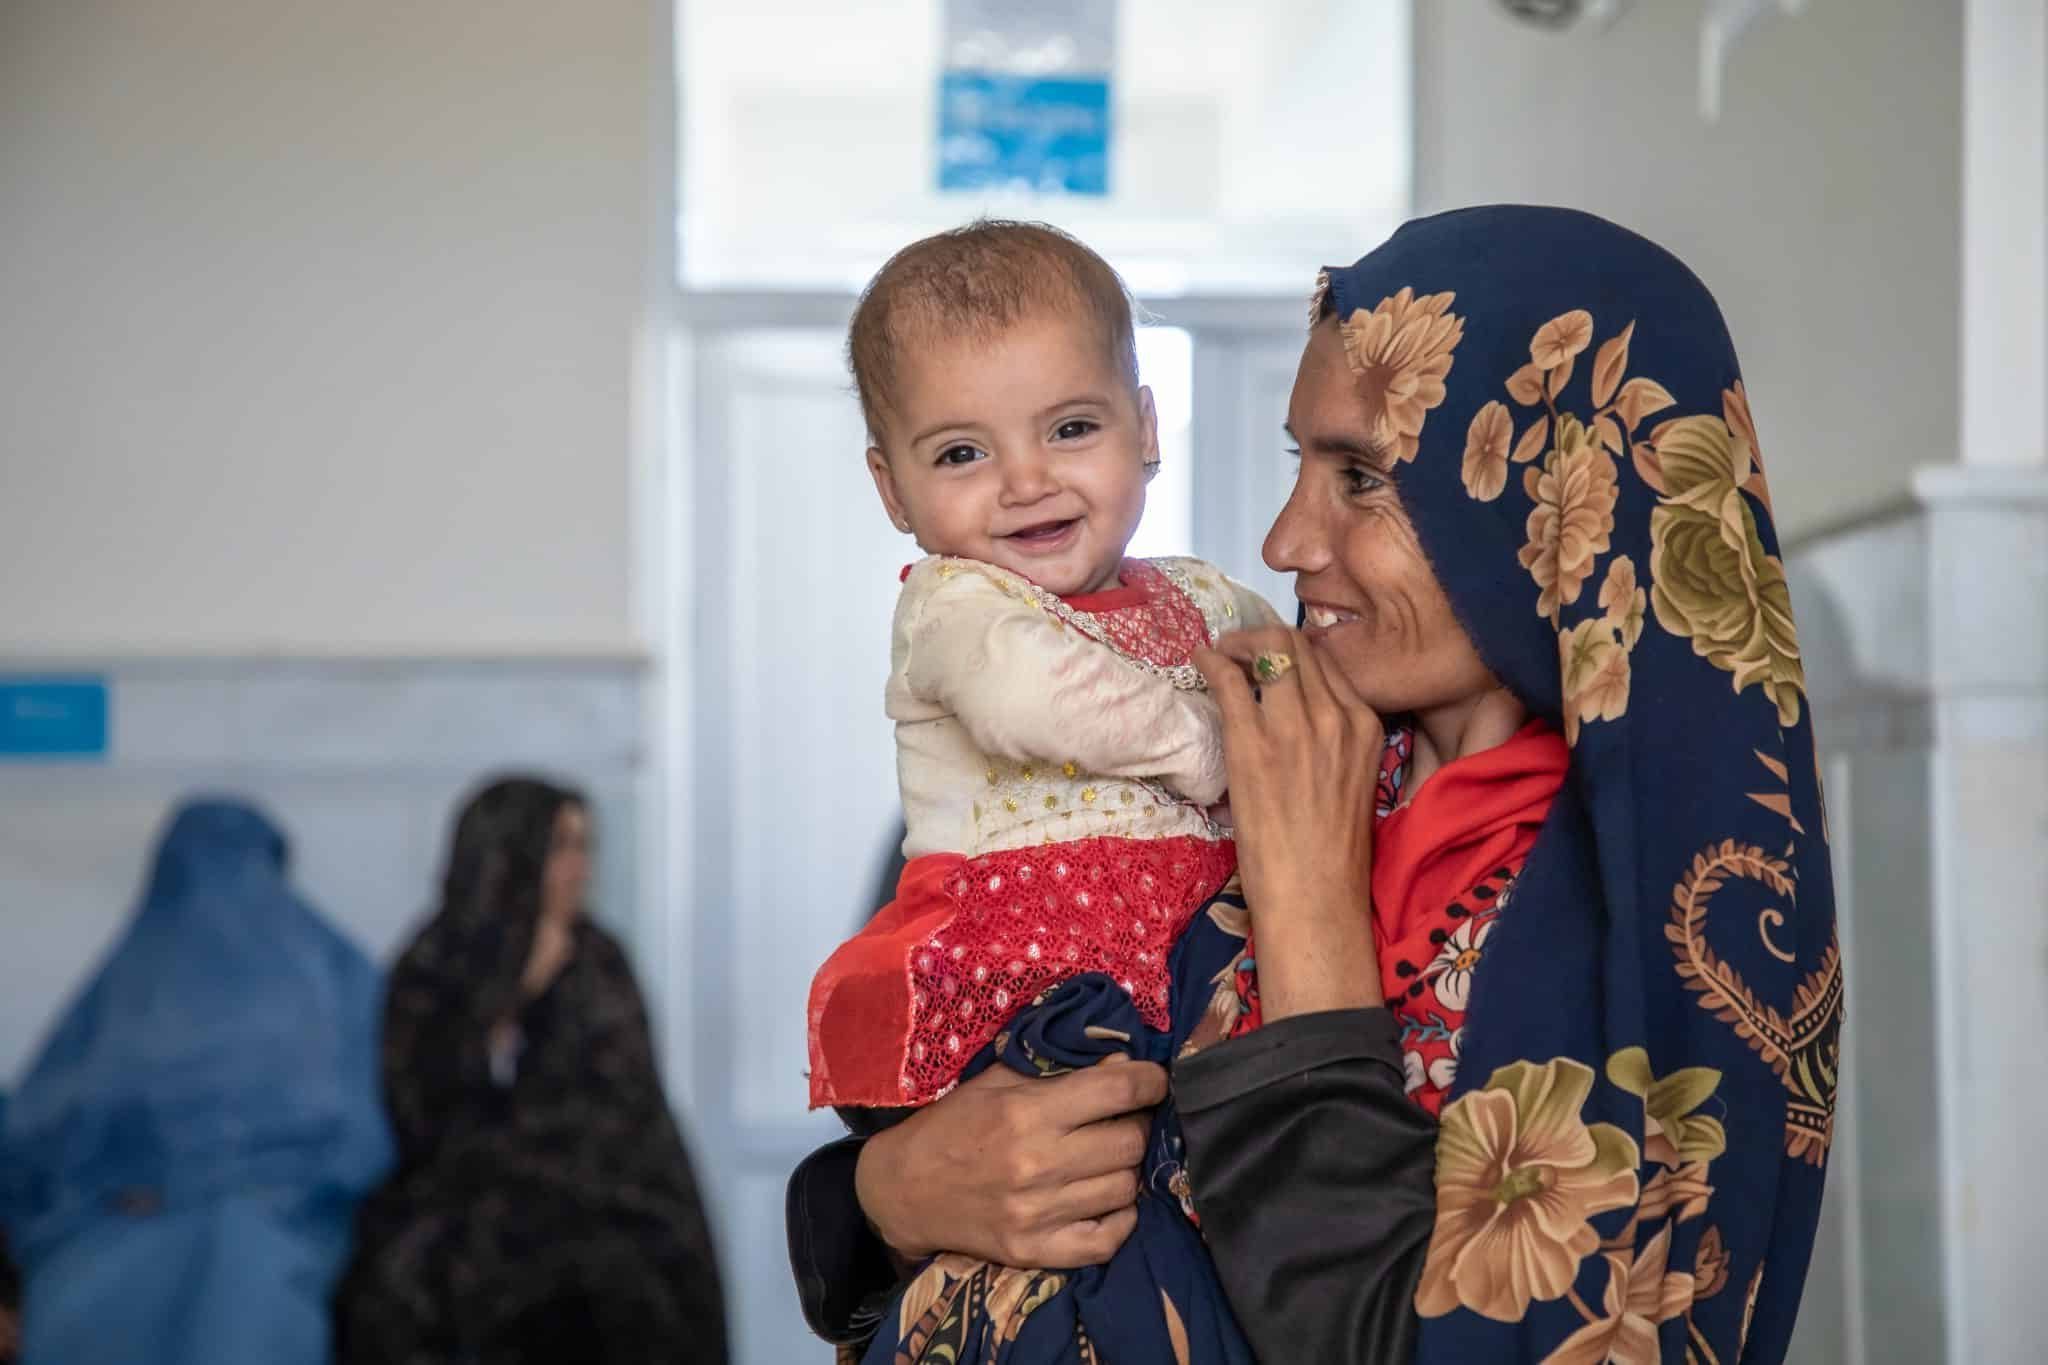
[[1230, 719, 1568, 1114]]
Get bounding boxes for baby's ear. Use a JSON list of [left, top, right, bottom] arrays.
[[866, 446, 912, 534], [1136, 385, 1160, 461]]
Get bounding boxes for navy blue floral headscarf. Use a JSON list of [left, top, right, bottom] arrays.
[[1317, 206, 1841, 1363]]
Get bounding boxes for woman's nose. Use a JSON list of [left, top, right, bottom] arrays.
[[1263, 480, 1330, 575]]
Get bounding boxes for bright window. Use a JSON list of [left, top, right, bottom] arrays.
[[678, 0, 1411, 293], [1128, 325, 1192, 558]]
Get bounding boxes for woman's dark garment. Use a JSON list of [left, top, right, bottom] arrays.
[[339, 777, 728, 1365]]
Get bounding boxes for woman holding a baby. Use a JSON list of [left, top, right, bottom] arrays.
[[797, 206, 1840, 1365]]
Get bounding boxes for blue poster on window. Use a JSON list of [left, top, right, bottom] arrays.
[[0, 678, 109, 758], [939, 0, 1115, 196], [939, 74, 1111, 195]]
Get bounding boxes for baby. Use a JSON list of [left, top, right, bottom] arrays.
[[805, 220, 1274, 1364]]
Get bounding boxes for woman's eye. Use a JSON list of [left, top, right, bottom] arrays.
[[1342, 463, 1386, 495], [1053, 419, 1099, 442], [936, 444, 986, 467]]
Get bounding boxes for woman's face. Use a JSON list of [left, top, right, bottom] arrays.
[[541, 803, 592, 924], [1265, 319, 1496, 716]]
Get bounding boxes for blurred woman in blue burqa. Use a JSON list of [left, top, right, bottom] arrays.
[[0, 799, 391, 1365]]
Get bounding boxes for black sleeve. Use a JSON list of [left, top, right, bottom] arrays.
[[1174, 1007, 1439, 1365], [379, 961, 511, 1164], [785, 1136, 903, 1348], [0, 1222, 18, 1365]]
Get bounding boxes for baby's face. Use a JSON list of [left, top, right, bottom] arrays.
[[867, 310, 1156, 597]]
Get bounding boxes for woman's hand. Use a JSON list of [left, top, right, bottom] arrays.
[[853, 1057, 1167, 1268], [519, 914, 576, 997], [1194, 626, 1386, 1018]]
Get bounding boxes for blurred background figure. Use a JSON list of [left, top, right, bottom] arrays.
[[338, 777, 727, 1365], [0, 800, 391, 1365], [0, 1104, 17, 1365]]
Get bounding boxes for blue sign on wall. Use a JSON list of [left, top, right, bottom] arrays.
[[938, 0, 1115, 197], [0, 678, 109, 758], [938, 73, 1111, 195]]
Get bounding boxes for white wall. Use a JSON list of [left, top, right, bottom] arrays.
[[1410, 0, 1962, 542], [0, 0, 662, 656]]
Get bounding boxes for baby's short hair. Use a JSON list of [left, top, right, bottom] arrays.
[[848, 219, 1139, 443]]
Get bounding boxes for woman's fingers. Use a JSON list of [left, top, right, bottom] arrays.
[[1032, 1203, 1146, 1268], [981, 1069, 1157, 1268], [1211, 626, 1293, 667], [1052, 1104, 1153, 1181], [1041, 1166, 1144, 1227], [1037, 1204, 1140, 1269], [1210, 628, 1309, 731], [1039, 1056, 1168, 1134], [1209, 627, 1329, 741], [1289, 628, 1386, 758], [1193, 647, 1262, 735], [1285, 625, 1338, 711], [1225, 623, 1378, 754], [999, 1071, 1154, 1268], [855, 1059, 1162, 1266], [1288, 626, 1365, 711], [1313, 634, 1371, 711]]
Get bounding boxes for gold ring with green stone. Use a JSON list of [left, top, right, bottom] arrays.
[[1253, 651, 1294, 683]]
